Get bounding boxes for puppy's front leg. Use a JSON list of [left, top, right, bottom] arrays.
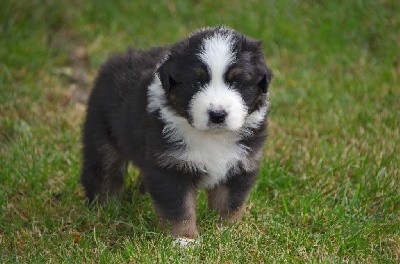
[[144, 166, 198, 239], [207, 170, 257, 223]]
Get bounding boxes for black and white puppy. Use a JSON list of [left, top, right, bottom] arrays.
[[81, 26, 273, 241]]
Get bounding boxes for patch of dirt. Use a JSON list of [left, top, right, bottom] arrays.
[[50, 44, 93, 107]]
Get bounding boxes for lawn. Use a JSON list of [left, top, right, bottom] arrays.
[[1, 0, 399, 262]]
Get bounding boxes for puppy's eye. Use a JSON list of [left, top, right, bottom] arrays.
[[226, 67, 242, 83], [194, 67, 208, 80]]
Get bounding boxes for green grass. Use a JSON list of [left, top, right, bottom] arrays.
[[1, 0, 399, 262]]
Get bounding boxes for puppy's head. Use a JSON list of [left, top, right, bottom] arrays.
[[158, 27, 273, 132]]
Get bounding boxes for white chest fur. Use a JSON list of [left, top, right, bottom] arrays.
[[159, 114, 249, 188]]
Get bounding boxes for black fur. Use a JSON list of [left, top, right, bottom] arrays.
[[81, 27, 273, 236]]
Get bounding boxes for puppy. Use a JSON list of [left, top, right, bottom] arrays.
[[81, 26, 273, 241]]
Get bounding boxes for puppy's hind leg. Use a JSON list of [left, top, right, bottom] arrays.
[[81, 142, 127, 204], [80, 118, 128, 203], [81, 142, 128, 204]]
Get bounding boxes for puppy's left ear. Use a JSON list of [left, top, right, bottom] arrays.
[[258, 68, 274, 93], [238, 36, 262, 52], [245, 39, 273, 94], [157, 56, 181, 93]]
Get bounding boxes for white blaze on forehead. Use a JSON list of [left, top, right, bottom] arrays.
[[190, 32, 248, 131], [198, 32, 235, 82]]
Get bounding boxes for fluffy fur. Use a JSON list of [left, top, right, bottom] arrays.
[[81, 26, 273, 239]]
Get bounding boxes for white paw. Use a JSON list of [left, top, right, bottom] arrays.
[[172, 237, 197, 247]]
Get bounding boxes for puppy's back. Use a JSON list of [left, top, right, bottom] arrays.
[[90, 47, 167, 107]]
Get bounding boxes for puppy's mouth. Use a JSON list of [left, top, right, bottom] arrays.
[[206, 123, 230, 132], [196, 125, 233, 135]]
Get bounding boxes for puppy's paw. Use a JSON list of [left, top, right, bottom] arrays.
[[172, 237, 197, 247]]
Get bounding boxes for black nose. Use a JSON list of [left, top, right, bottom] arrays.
[[209, 110, 227, 124]]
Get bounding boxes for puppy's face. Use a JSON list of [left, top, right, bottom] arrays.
[[158, 28, 273, 132]]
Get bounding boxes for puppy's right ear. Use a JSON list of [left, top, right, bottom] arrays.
[[157, 56, 181, 93]]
